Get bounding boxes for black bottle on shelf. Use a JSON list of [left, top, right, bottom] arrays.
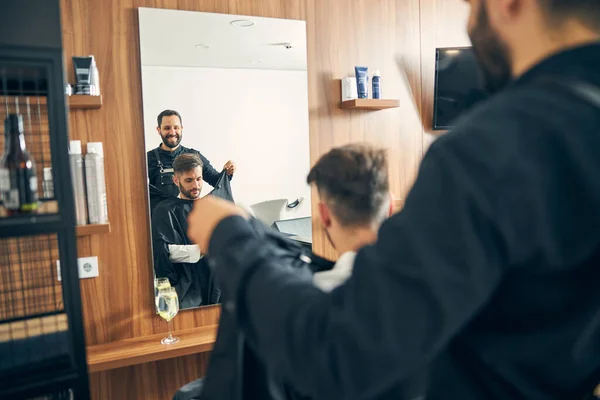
[[0, 113, 39, 215]]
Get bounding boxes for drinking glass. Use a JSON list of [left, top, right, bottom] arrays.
[[156, 287, 180, 345], [154, 277, 171, 309]]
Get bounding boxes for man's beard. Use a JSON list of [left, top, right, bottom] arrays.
[[179, 184, 201, 200], [468, 2, 513, 95], [161, 133, 182, 149]]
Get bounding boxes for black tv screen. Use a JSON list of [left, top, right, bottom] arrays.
[[433, 47, 488, 130]]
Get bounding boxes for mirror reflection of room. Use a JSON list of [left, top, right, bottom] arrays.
[[138, 8, 311, 311]]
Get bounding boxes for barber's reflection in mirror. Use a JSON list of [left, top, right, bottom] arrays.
[[151, 153, 221, 309], [147, 109, 236, 214]]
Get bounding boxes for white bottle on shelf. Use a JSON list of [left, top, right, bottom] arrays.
[[69, 140, 88, 225], [84, 142, 108, 224], [90, 55, 101, 96]]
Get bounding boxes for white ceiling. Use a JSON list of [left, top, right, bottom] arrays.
[[138, 8, 307, 71]]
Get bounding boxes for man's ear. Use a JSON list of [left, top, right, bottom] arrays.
[[387, 192, 395, 217], [156, 126, 161, 135], [318, 202, 332, 228], [172, 175, 179, 186]]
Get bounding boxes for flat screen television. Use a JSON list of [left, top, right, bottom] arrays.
[[433, 46, 488, 130]]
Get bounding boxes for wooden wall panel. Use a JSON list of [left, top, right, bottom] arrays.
[[306, 0, 423, 259], [88, 352, 211, 400], [57, 0, 452, 398]]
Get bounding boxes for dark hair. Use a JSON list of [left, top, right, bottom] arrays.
[[157, 109, 182, 127], [307, 143, 389, 227], [539, 0, 600, 30], [173, 153, 203, 175]]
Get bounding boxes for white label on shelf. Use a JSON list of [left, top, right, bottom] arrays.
[[0, 168, 9, 191]]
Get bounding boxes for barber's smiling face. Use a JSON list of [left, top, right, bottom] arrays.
[[174, 166, 203, 200], [158, 114, 183, 149]]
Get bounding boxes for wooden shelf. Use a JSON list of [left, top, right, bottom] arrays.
[[86, 325, 218, 372], [340, 99, 399, 110], [69, 95, 102, 110], [76, 223, 111, 237]]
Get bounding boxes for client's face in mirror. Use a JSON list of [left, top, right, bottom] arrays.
[[157, 114, 183, 150], [174, 167, 203, 200]]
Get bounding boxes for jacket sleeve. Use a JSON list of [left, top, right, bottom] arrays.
[[151, 205, 184, 285], [207, 134, 512, 399], [168, 244, 201, 263]]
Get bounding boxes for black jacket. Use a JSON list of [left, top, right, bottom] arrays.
[[200, 218, 335, 400], [206, 43, 600, 399]]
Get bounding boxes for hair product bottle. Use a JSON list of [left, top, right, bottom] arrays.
[[84, 142, 108, 224]]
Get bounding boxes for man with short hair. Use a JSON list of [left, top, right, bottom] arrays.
[[188, 0, 600, 398], [176, 144, 394, 400], [308, 144, 393, 292], [152, 153, 220, 308], [147, 109, 235, 213]]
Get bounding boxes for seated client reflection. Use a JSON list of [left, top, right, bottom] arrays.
[[152, 153, 221, 308]]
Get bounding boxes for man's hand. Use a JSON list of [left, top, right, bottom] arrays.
[[223, 160, 236, 175], [187, 196, 248, 253]]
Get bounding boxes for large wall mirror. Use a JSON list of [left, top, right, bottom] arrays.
[[138, 8, 312, 311]]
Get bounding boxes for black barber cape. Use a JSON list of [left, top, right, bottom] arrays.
[[152, 198, 220, 309], [209, 170, 234, 203], [205, 44, 600, 399], [152, 172, 233, 308]]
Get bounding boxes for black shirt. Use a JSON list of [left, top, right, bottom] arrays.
[[147, 145, 224, 212], [206, 43, 600, 399]]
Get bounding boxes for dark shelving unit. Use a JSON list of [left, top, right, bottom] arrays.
[[0, 1, 90, 399]]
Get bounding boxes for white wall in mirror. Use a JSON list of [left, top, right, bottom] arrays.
[[139, 7, 311, 219], [140, 66, 311, 216]]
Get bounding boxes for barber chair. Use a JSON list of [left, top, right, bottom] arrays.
[[249, 197, 306, 226], [249, 199, 288, 226]]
